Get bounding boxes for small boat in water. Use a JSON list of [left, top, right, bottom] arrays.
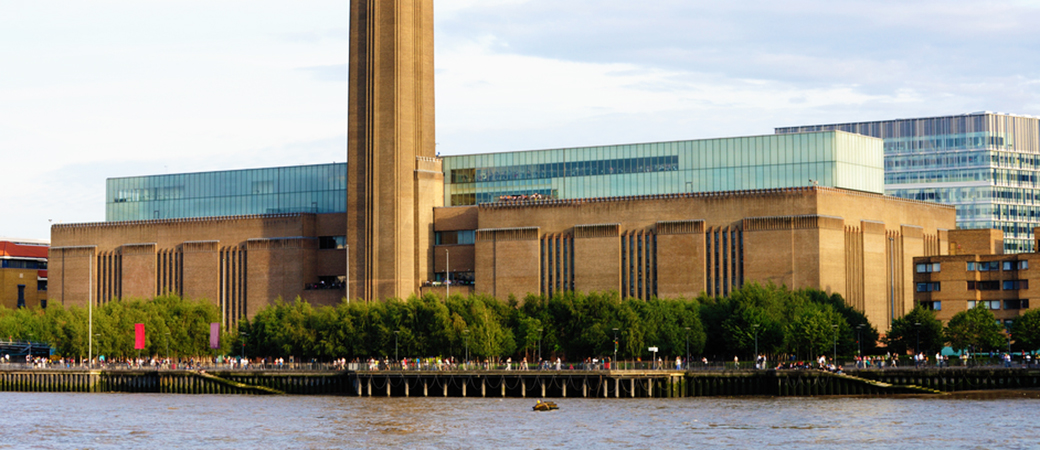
[[533, 400, 558, 411]]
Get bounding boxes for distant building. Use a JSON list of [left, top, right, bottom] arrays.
[[913, 229, 1036, 326], [0, 238, 48, 309], [778, 112, 1040, 253]]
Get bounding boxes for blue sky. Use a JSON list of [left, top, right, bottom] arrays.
[[3, 0, 1040, 240]]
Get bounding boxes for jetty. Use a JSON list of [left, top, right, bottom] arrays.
[[1, 367, 1038, 397]]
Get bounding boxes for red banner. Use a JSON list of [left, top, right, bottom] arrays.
[[210, 323, 220, 349], [134, 323, 145, 350]]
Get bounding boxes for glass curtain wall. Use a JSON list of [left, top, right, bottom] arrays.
[[106, 163, 347, 221], [777, 112, 1040, 253], [442, 131, 882, 207]]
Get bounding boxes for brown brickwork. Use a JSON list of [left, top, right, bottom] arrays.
[[347, 0, 440, 302], [444, 186, 955, 331], [573, 224, 621, 295], [49, 214, 346, 328], [949, 229, 1005, 256], [914, 249, 1038, 325]]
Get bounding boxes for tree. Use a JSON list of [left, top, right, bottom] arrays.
[[885, 307, 943, 354], [1011, 308, 1040, 352], [787, 303, 847, 360], [945, 307, 1005, 352]]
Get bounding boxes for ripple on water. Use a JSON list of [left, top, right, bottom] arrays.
[[1, 394, 1039, 449]]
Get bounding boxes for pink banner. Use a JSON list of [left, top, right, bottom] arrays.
[[134, 323, 145, 350], [210, 323, 220, 349]]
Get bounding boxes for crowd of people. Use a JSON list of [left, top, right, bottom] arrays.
[[496, 193, 550, 202]]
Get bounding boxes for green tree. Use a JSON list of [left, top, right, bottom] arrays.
[[787, 303, 847, 360], [945, 307, 1005, 352], [1010, 308, 1040, 352], [884, 307, 944, 354]]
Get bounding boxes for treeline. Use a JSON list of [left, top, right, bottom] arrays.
[[885, 304, 1040, 356], [240, 283, 876, 362], [6, 283, 1035, 362], [0, 296, 231, 358]]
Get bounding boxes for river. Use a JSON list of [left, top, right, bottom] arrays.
[[4, 393, 1038, 449]]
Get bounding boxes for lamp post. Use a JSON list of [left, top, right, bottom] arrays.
[[164, 332, 171, 365], [240, 332, 247, 359], [394, 330, 400, 364], [445, 248, 450, 298], [914, 322, 921, 356], [537, 328, 543, 365], [856, 324, 865, 363], [831, 324, 838, 367], [888, 236, 895, 330], [88, 254, 93, 368], [612, 328, 619, 370], [463, 329, 470, 368], [752, 324, 760, 369], [684, 327, 691, 370]]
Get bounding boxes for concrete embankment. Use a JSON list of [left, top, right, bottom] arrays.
[[0, 368, 1036, 397]]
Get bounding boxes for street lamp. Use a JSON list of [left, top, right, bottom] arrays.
[[394, 330, 400, 364], [856, 324, 865, 365], [914, 322, 922, 356], [888, 236, 895, 330], [612, 328, 619, 370], [537, 328, 543, 365], [684, 327, 691, 370], [463, 329, 470, 368], [752, 324, 760, 369], [239, 332, 247, 359], [164, 332, 171, 365], [831, 324, 838, 367]]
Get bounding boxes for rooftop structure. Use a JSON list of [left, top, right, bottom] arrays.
[[106, 163, 346, 222], [443, 131, 884, 206]]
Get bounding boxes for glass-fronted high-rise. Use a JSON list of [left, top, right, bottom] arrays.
[[777, 112, 1040, 253]]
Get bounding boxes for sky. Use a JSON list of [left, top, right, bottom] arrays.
[[3, 0, 1040, 241]]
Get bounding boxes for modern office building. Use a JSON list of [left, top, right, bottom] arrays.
[[777, 112, 1040, 253], [1, 238, 48, 309]]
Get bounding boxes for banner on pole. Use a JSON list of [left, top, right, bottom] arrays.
[[134, 323, 145, 350], [210, 323, 220, 349]]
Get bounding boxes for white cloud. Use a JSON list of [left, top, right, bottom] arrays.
[[3, 0, 1040, 240]]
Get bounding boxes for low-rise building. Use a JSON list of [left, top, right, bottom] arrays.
[[913, 229, 1037, 326], [0, 238, 48, 309]]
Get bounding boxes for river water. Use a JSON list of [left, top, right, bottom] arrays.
[[3, 393, 1038, 449]]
